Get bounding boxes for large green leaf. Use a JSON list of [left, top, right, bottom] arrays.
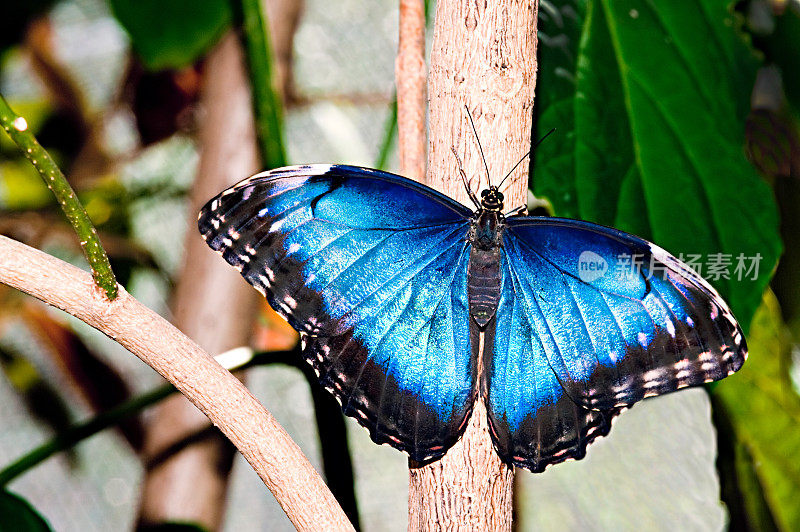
[[0, 490, 52, 531], [107, 0, 232, 70], [532, 0, 587, 218], [713, 292, 800, 531], [533, 0, 781, 331], [575, 1, 645, 236]]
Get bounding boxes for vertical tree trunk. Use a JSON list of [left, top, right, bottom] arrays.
[[408, 0, 538, 529], [136, 32, 262, 530], [396, 0, 427, 181]]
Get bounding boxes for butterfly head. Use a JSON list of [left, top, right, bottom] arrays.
[[480, 187, 504, 212]]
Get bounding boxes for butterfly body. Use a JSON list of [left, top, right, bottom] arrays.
[[199, 164, 746, 472], [468, 204, 505, 328]]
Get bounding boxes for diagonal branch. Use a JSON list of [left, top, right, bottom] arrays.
[[0, 235, 353, 532]]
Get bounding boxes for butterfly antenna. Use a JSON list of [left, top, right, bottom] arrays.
[[465, 105, 492, 188], [451, 146, 481, 208], [496, 127, 556, 189]]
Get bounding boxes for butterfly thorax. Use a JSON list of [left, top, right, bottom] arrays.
[[468, 205, 504, 328]]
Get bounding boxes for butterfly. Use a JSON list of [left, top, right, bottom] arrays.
[[198, 163, 745, 472]]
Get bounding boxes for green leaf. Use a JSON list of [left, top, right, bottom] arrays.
[[107, 0, 232, 70], [603, 0, 780, 329], [240, 0, 287, 168], [0, 490, 52, 531], [575, 0, 645, 235], [532, 0, 587, 218], [712, 291, 800, 530], [534, 0, 782, 331]]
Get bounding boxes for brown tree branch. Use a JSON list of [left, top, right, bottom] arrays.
[[409, 0, 539, 529], [136, 32, 262, 530], [396, 0, 427, 180], [0, 235, 353, 531]]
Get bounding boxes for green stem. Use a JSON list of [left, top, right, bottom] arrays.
[[240, 0, 287, 168], [0, 94, 118, 300], [375, 96, 398, 171], [0, 384, 175, 486]]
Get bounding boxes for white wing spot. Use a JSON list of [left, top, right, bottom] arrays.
[[270, 217, 286, 233], [698, 351, 715, 362], [642, 369, 663, 383], [637, 332, 649, 348]]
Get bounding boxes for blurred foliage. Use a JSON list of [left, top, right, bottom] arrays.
[[0, 342, 76, 456], [0, 489, 52, 531], [0, 1, 57, 53], [239, 0, 287, 167], [747, 2, 800, 115], [713, 291, 800, 531], [107, 0, 231, 71], [22, 305, 143, 450]]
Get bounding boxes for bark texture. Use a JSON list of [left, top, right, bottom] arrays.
[[408, 0, 538, 530], [0, 236, 353, 531], [136, 32, 262, 530], [396, 0, 427, 181]]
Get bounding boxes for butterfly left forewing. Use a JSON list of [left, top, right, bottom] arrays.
[[199, 165, 477, 461]]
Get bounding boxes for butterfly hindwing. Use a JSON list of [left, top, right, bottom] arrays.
[[198, 165, 476, 461], [486, 260, 623, 472]]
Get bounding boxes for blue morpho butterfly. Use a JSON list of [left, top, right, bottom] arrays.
[[198, 154, 745, 472]]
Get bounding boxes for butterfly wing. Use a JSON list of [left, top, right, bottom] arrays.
[[487, 216, 745, 471], [198, 165, 476, 461], [486, 265, 622, 472]]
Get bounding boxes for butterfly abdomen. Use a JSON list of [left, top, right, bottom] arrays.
[[468, 211, 504, 328]]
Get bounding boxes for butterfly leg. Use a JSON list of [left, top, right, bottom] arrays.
[[503, 205, 528, 217]]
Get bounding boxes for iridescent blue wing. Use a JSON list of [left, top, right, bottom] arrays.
[[198, 165, 475, 461], [488, 216, 745, 471]]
